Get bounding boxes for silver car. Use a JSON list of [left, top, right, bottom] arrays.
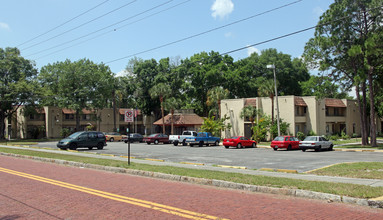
[[299, 136, 333, 152]]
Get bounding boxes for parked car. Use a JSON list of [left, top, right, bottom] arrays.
[[122, 133, 144, 143], [299, 136, 333, 152], [223, 136, 256, 149], [143, 133, 169, 145], [169, 130, 198, 146], [57, 131, 107, 150], [104, 132, 126, 142], [270, 136, 300, 151], [185, 132, 220, 147]]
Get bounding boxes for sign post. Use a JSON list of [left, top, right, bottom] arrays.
[[124, 110, 134, 165]]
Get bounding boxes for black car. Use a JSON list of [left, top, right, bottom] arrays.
[[57, 131, 107, 150], [123, 133, 144, 143]]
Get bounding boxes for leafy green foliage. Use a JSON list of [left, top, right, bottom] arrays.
[[300, 75, 349, 99], [200, 115, 230, 138]]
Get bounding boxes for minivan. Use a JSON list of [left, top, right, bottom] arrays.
[[57, 131, 107, 150]]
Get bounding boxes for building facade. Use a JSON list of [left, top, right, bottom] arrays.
[[6, 106, 156, 139], [221, 96, 382, 139]]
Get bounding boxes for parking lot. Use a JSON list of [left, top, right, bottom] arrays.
[[35, 141, 383, 172]]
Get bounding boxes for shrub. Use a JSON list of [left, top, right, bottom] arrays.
[[330, 135, 340, 141], [60, 128, 71, 138], [296, 132, 305, 141], [308, 130, 317, 136]]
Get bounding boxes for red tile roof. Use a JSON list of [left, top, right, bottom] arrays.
[[153, 113, 204, 126], [325, 98, 346, 107], [245, 98, 256, 107], [294, 97, 307, 107]]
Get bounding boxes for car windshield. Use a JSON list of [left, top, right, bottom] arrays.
[[304, 136, 317, 141], [197, 133, 205, 137], [230, 136, 239, 139], [149, 134, 158, 137], [67, 132, 82, 139], [273, 136, 285, 141]]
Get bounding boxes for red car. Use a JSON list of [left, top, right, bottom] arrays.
[[143, 133, 170, 145], [270, 136, 300, 151], [223, 136, 256, 149]]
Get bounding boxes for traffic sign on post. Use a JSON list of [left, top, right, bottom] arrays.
[[124, 109, 134, 123]]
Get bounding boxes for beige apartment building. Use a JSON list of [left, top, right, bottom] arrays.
[[6, 106, 156, 139], [221, 96, 383, 139]]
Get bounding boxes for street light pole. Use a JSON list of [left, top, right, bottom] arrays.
[[267, 64, 280, 136]]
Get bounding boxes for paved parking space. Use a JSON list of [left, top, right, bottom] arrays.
[[35, 141, 383, 172]]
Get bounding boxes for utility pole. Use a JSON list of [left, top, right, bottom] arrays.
[[267, 64, 280, 136]]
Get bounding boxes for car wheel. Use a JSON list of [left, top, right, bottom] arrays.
[[315, 146, 321, 152], [199, 141, 203, 147], [273, 147, 278, 151], [302, 149, 306, 152], [252, 143, 256, 148], [214, 140, 219, 146], [110, 137, 114, 142], [287, 145, 292, 151], [146, 142, 151, 145], [190, 144, 194, 147], [224, 146, 229, 149], [182, 140, 187, 146], [237, 143, 242, 149], [88, 146, 93, 150], [97, 143, 104, 150], [69, 143, 77, 150], [154, 139, 159, 145], [328, 145, 333, 151], [173, 141, 179, 146], [124, 140, 128, 143]]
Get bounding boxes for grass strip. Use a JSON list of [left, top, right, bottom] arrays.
[[308, 162, 383, 180], [1, 147, 383, 199]]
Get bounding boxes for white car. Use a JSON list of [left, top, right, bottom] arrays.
[[299, 136, 333, 152]]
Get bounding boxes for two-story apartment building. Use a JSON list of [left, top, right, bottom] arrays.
[[221, 96, 382, 139], [6, 106, 156, 139]]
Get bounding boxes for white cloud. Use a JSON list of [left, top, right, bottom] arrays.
[[0, 22, 10, 30], [211, 0, 234, 19], [247, 46, 260, 56], [116, 69, 128, 77]]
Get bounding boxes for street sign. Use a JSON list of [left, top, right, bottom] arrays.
[[124, 109, 134, 123]]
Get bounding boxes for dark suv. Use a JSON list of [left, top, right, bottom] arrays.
[[57, 131, 107, 150]]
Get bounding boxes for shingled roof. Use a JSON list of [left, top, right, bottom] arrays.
[[119, 108, 141, 115], [153, 113, 204, 126], [325, 98, 346, 107], [294, 97, 307, 107]]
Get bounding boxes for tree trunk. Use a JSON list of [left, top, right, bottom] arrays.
[[112, 90, 116, 132], [368, 67, 377, 147], [271, 96, 274, 140], [355, 84, 368, 146], [0, 110, 5, 140], [171, 109, 174, 135], [160, 96, 165, 134], [75, 110, 80, 132]]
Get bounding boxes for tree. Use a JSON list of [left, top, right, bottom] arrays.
[[39, 59, 114, 131], [206, 86, 229, 119], [0, 47, 38, 139], [164, 97, 181, 135], [303, 0, 383, 146], [300, 75, 349, 99], [258, 78, 276, 138], [200, 115, 231, 138], [149, 83, 171, 134], [240, 105, 259, 129]]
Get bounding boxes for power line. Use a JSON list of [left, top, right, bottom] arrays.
[[21, 0, 137, 51], [105, 0, 303, 64], [28, 0, 182, 58], [17, 0, 111, 47]]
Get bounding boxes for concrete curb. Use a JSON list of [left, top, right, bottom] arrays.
[[1, 152, 382, 209]]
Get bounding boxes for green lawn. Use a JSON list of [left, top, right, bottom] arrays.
[[1, 146, 383, 199], [308, 162, 383, 180]]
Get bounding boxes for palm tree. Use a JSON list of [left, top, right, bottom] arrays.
[[258, 79, 276, 124], [149, 83, 171, 134], [206, 86, 229, 119], [164, 97, 181, 135]]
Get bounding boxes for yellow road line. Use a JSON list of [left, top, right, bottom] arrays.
[[0, 167, 228, 220]]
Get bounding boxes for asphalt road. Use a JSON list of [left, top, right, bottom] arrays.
[[36, 141, 383, 172]]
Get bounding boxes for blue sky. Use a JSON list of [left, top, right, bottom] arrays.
[[1, 0, 334, 76]]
